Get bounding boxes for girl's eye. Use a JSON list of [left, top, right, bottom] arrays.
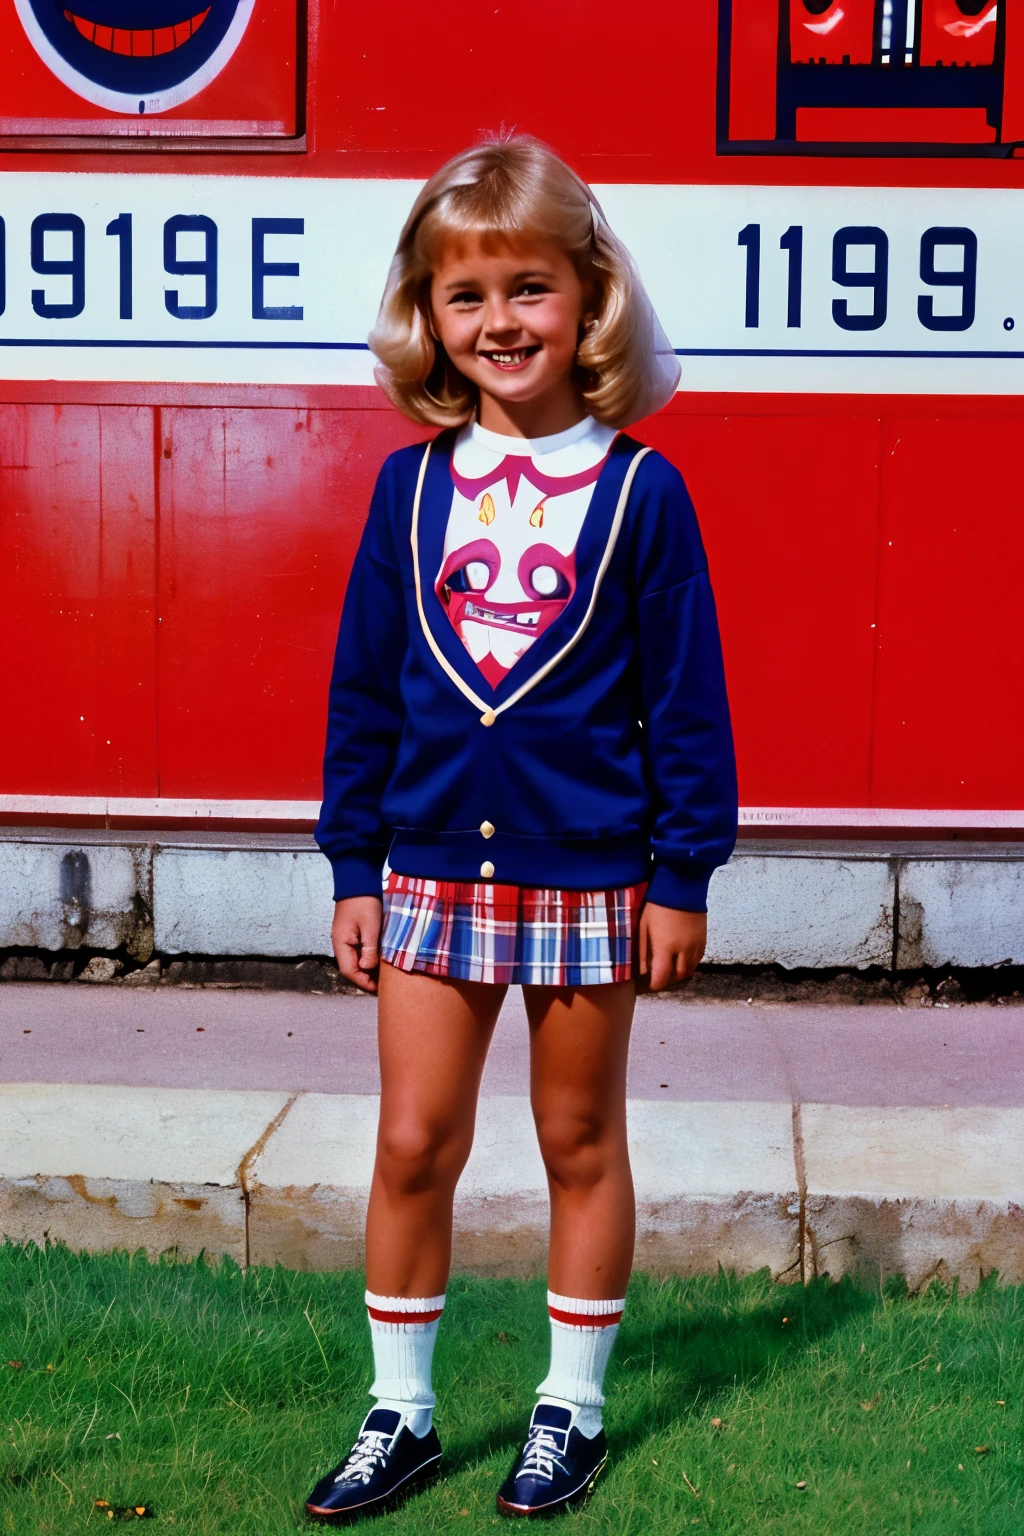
[[516, 283, 548, 298], [448, 290, 481, 306]]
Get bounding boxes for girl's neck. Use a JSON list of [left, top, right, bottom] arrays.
[[476, 381, 587, 440]]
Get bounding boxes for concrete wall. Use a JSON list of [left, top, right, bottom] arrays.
[[1, 828, 1022, 970]]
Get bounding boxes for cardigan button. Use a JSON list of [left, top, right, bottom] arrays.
[[480, 821, 495, 839], [480, 860, 495, 879]]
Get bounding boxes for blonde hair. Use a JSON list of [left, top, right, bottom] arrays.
[[368, 136, 677, 429]]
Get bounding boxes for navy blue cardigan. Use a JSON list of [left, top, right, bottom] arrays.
[[316, 430, 737, 911]]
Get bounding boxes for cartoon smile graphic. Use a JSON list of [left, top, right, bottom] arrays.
[[13, 0, 255, 113]]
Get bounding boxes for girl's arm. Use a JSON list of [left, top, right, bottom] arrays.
[[316, 459, 409, 937], [632, 455, 738, 984]]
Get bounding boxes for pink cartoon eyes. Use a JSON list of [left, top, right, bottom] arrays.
[[518, 544, 575, 603]]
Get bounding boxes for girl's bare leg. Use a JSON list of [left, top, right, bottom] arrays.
[[366, 962, 507, 1298], [523, 980, 636, 1298]]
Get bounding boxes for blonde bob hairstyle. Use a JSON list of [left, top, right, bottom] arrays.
[[369, 136, 679, 430]]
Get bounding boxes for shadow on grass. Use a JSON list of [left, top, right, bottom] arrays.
[[442, 1272, 878, 1474], [610, 1272, 877, 1454]]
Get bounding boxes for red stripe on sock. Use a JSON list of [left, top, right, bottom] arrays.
[[367, 1306, 445, 1325], [548, 1306, 623, 1328]]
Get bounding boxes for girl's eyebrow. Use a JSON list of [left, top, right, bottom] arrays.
[[441, 268, 557, 291]]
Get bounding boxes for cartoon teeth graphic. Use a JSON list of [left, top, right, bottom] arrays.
[[13, 0, 255, 113]]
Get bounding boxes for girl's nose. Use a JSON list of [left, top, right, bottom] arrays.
[[482, 296, 520, 336]]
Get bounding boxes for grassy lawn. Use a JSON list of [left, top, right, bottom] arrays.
[[1, 1245, 1021, 1534]]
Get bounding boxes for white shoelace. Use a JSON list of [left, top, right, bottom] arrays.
[[519, 1424, 568, 1484], [335, 1429, 393, 1486]]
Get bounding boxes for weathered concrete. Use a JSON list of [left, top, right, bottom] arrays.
[[0, 836, 152, 959], [0, 1176, 247, 1265], [897, 853, 1024, 968], [1, 1057, 1021, 1285], [801, 1103, 1024, 1203], [153, 845, 334, 957], [706, 850, 895, 968], [2, 827, 1024, 968]]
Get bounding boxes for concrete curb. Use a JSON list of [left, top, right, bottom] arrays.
[[3, 827, 1024, 969], [2, 1082, 1022, 1288]]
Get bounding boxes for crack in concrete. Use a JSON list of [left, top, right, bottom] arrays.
[[791, 1101, 808, 1284], [235, 1091, 301, 1268]]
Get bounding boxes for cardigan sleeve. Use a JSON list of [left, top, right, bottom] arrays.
[[315, 457, 409, 900], [632, 455, 738, 911]]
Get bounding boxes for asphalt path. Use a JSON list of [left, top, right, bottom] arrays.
[[1, 982, 1022, 1107]]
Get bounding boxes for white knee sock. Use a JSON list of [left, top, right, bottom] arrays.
[[537, 1291, 625, 1439], [366, 1291, 445, 1438]]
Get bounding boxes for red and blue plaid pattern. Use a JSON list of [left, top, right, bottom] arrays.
[[380, 873, 646, 986]]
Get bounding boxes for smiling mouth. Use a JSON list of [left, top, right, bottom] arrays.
[[464, 601, 542, 630], [63, 4, 210, 53], [480, 345, 541, 370]]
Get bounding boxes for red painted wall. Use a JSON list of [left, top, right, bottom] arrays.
[[2, 0, 1022, 826]]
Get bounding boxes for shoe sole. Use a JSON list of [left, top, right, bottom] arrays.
[[306, 1458, 441, 1524], [495, 1454, 608, 1519]]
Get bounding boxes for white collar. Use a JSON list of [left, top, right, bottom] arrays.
[[469, 414, 602, 458]]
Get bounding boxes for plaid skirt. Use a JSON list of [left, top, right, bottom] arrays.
[[380, 872, 647, 987]]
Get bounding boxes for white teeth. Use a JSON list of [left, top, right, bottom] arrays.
[[516, 612, 541, 626]]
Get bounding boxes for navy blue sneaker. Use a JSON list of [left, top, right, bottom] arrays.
[[496, 1403, 607, 1517], [305, 1407, 442, 1523]]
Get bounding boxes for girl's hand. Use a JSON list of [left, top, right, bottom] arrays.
[[638, 902, 707, 992], [332, 897, 383, 993]]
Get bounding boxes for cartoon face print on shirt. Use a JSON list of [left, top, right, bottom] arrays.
[[435, 450, 608, 690], [13, 0, 254, 114]]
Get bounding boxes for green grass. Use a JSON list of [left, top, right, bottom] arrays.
[[1, 1246, 1022, 1534]]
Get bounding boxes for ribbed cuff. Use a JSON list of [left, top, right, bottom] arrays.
[[646, 860, 715, 912], [329, 850, 389, 901], [366, 1291, 446, 1325], [547, 1292, 625, 1328]]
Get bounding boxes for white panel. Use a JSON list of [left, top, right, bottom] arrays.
[[0, 173, 1021, 391]]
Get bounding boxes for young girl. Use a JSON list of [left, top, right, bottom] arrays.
[[307, 137, 737, 1522]]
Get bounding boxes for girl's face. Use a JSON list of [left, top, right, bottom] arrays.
[[430, 234, 589, 430]]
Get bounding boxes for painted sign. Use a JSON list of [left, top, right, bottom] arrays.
[[2, 173, 1024, 392], [0, 0, 298, 135], [720, 0, 1021, 155]]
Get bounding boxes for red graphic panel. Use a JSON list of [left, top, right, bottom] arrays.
[[156, 407, 426, 800], [0, 0, 298, 137], [872, 416, 1024, 810], [640, 412, 881, 810], [790, 0, 875, 66], [919, 0, 998, 68], [720, 0, 1012, 156], [0, 405, 157, 796]]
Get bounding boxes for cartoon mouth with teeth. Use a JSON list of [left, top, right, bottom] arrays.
[[437, 536, 576, 688], [12, 0, 255, 113]]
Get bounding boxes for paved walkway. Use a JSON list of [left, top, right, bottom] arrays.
[[3, 982, 1023, 1105], [1, 983, 1022, 1288]]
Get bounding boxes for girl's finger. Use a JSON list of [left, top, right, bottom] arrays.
[[637, 910, 649, 976]]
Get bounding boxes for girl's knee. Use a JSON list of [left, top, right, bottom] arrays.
[[534, 1108, 623, 1191], [375, 1118, 471, 1195]]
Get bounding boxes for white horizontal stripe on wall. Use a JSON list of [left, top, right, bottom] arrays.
[[2, 795, 1023, 828]]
